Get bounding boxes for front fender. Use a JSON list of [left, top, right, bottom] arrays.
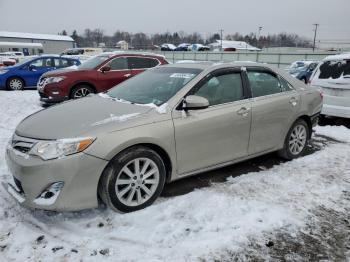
[[84, 120, 177, 175]]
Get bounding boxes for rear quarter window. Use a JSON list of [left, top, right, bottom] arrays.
[[318, 60, 350, 79]]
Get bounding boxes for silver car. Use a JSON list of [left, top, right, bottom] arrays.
[[4, 62, 322, 212]]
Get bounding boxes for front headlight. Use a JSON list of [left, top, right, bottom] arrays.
[[46, 76, 66, 84], [0, 69, 9, 75], [30, 137, 95, 160]]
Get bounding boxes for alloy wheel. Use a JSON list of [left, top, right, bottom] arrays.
[[288, 124, 307, 155], [115, 158, 160, 207], [73, 87, 91, 99]]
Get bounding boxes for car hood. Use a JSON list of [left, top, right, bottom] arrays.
[[15, 95, 161, 140], [1, 65, 18, 71]]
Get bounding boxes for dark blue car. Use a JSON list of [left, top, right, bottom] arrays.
[[287, 61, 319, 84], [0, 56, 80, 90]]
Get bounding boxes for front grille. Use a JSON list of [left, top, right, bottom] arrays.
[[38, 77, 47, 88], [11, 134, 36, 155], [13, 177, 24, 193], [13, 145, 31, 154]]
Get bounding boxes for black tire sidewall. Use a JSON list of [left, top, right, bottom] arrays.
[[102, 147, 166, 213], [7, 77, 24, 91], [284, 119, 309, 159]]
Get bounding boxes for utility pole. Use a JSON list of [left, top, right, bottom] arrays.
[[219, 29, 224, 51], [257, 26, 263, 48], [312, 23, 319, 52]]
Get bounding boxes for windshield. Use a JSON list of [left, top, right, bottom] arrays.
[[107, 67, 202, 106], [78, 55, 110, 70]]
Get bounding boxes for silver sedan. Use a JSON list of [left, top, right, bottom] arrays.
[[4, 62, 322, 212]]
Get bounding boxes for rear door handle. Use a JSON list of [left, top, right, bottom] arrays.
[[124, 73, 131, 78], [237, 107, 250, 116]]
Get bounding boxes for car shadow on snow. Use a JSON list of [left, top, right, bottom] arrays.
[[319, 116, 350, 129], [161, 133, 337, 198]]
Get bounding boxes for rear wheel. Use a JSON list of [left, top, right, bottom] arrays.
[[70, 85, 94, 99], [98, 146, 166, 213], [278, 119, 309, 160], [7, 77, 24, 90]]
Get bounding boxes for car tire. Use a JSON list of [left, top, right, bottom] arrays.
[[70, 85, 94, 99], [278, 119, 310, 160], [98, 146, 166, 213], [7, 77, 24, 91]]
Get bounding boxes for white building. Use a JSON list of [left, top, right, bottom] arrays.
[[0, 31, 75, 54], [116, 40, 129, 50]]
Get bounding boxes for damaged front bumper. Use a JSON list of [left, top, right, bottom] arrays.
[[5, 141, 108, 211]]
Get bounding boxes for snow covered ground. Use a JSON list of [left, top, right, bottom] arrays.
[[0, 91, 349, 261]]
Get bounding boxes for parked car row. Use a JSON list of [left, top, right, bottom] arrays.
[[5, 60, 323, 213], [161, 43, 211, 51]]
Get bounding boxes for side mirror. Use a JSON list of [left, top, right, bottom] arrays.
[[183, 95, 209, 110], [101, 66, 111, 73], [29, 64, 37, 71]]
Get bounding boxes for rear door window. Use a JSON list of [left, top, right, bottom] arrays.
[[128, 57, 159, 69], [247, 71, 282, 97], [318, 60, 350, 79]]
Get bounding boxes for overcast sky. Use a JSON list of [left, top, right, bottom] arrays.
[[0, 0, 349, 41]]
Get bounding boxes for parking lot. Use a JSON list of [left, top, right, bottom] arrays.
[[0, 90, 349, 261]]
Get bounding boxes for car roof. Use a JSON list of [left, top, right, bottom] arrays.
[[98, 51, 165, 59], [165, 61, 272, 70], [323, 53, 350, 61]]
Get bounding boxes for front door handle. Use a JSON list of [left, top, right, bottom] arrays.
[[289, 97, 298, 107], [237, 107, 250, 116]]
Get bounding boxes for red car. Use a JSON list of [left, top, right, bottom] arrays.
[[38, 52, 168, 103]]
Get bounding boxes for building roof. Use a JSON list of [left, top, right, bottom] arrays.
[[0, 41, 43, 48], [0, 31, 74, 42]]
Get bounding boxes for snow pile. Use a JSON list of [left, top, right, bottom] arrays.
[[98, 93, 168, 114], [0, 91, 349, 261]]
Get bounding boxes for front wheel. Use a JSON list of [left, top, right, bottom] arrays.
[[7, 77, 24, 90], [70, 85, 94, 99], [98, 146, 166, 213], [278, 119, 310, 160]]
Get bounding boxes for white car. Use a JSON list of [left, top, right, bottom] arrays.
[[310, 53, 350, 118], [0, 52, 24, 63], [161, 44, 176, 51]]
